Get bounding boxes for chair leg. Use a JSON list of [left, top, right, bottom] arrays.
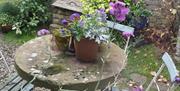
[[0, 51, 11, 73], [168, 83, 176, 91], [153, 80, 160, 91], [145, 64, 165, 91], [101, 86, 120, 91], [111, 86, 120, 91]]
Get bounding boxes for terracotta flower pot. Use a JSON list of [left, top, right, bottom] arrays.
[[74, 38, 99, 62]]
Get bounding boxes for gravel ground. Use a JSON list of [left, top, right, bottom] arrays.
[[0, 33, 17, 83], [0, 32, 50, 91]]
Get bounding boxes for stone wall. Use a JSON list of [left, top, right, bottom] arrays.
[[50, 7, 75, 31], [172, 0, 180, 32], [50, 0, 81, 31], [144, 0, 175, 30]]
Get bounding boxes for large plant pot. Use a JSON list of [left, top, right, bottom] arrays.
[[74, 38, 99, 62]]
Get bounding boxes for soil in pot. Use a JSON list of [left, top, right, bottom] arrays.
[[74, 38, 99, 62]]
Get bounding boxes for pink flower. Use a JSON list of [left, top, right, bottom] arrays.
[[109, 1, 130, 22], [122, 31, 134, 38]]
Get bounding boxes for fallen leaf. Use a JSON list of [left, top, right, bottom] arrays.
[[128, 83, 133, 87], [170, 9, 177, 15], [150, 71, 156, 76], [157, 78, 163, 82], [166, 83, 170, 86], [162, 78, 168, 83], [159, 75, 164, 78], [135, 50, 140, 54]]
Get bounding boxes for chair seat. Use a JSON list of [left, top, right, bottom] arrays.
[[0, 72, 34, 91]]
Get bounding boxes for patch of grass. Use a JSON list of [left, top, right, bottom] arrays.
[[122, 44, 161, 78], [120, 44, 180, 90], [2, 31, 36, 45]]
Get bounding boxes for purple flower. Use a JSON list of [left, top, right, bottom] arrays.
[[37, 29, 50, 36], [98, 8, 105, 15], [61, 19, 68, 26], [97, 9, 107, 22], [59, 29, 66, 36], [122, 31, 134, 38], [109, 1, 130, 22], [175, 76, 180, 83], [132, 86, 144, 91], [86, 14, 91, 17], [69, 13, 80, 21], [78, 20, 84, 27]]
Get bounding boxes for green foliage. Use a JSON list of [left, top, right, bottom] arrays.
[[53, 28, 71, 38], [80, 0, 151, 45], [110, 30, 126, 47], [70, 12, 110, 44], [3, 30, 36, 45], [80, 0, 112, 14], [0, 2, 19, 16], [13, 0, 52, 34], [124, 0, 151, 19], [81, 0, 150, 17], [0, 13, 14, 26]]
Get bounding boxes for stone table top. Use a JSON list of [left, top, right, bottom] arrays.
[[15, 35, 126, 91]]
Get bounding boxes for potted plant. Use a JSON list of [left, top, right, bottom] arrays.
[[0, 13, 14, 33], [70, 10, 110, 62], [52, 28, 71, 52], [52, 19, 71, 51]]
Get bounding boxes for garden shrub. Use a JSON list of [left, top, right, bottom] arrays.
[[0, 2, 19, 16], [0, 13, 15, 26], [13, 0, 52, 34]]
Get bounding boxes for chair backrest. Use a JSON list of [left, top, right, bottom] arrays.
[[106, 20, 134, 53], [162, 52, 179, 82], [107, 20, 134, 33]]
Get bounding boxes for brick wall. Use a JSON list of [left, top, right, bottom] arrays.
[[50, 0, 81, 31]]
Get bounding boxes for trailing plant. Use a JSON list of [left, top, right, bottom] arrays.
[[13, 0, 51, 34]]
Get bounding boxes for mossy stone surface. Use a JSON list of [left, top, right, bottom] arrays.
[[15, 35, 127, 91]]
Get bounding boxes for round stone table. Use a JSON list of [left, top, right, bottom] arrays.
[[15, 35, 126, 91]]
